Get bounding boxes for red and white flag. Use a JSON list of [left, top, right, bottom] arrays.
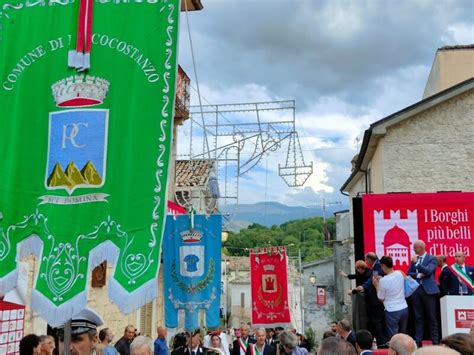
[[250, 247, 291, 327]]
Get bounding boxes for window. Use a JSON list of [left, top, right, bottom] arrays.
[[139, 301, 153, 337]]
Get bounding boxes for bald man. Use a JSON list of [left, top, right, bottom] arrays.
[[412, 345, 461, 355], [388, 334, 416, 355], [446, 251, 473, 295], [407, 240, 440, 347], [154, 326, 168, 355]]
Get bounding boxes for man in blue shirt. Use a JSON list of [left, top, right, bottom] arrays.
[[154, 326, 169, 355]]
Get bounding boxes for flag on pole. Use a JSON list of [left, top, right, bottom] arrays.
[[0, 0, 180, 326], [163, 214, 222, 330], [250, 247, 291, 327]]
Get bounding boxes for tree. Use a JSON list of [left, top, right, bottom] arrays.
[[224, 216, 334, 262]]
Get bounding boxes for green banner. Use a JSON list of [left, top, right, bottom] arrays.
[[0, 0, 179, 326]]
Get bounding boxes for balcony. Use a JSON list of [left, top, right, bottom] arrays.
[[175, 65, 190, 121], [181, 0, 203, 11]]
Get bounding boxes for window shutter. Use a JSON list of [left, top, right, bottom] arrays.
[[139, 301, 154, 337]]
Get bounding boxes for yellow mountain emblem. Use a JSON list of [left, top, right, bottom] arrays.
[[47, 163, 72, 187], [81, 161, 102, 185], [47, 161, 103, 190], [65, 161, 87, 186]]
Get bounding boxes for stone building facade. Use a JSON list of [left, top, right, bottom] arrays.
[[339, 46, 474, 331], [301, 258, 336, 339], [342, 46, 474, 197]]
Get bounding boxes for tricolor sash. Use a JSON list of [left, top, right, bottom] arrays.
[[249, 344, 264, 355], [238, 338, 249, 355], [449, 264, 473, 291]]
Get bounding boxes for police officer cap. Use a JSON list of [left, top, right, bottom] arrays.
[[59, 307, 104, 335]]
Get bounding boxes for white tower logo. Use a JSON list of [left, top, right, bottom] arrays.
[[373, 210, 418, 266]]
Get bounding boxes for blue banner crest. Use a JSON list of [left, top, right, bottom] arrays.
[[46, 109, 108, 194], [163, 214, 222, 330]]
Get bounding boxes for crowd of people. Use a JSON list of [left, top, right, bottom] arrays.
[[18, 311, 473, 355], [18, 334, 55, 355], [17, 239, 472, 355], [339, 241, 473, 348], [319, 318, 473, 354]]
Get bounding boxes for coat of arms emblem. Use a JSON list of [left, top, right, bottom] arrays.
[[45, 75, 109, 194]]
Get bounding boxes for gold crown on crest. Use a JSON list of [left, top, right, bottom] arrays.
[[180, 230, 203, 243], [263, 264, 275, 272], [52, 75, 109, 108]]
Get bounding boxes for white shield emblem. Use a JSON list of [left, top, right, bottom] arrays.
[[179, 245, 204, 277]]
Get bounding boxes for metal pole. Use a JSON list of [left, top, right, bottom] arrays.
[[64, 319, 72, 355], [224, 259, 227, 327], [298, 248, 304, 334]]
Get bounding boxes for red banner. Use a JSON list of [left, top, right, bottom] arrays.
[[363, 192, 474, 273], [454, 309, 474, 328], [316, 286, 326, 306], [167, 200, 187, 215], [250, 247, 291, 327], [0, 299, 25, 355]]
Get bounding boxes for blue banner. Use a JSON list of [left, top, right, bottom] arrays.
[[163, 214, 222, 330]]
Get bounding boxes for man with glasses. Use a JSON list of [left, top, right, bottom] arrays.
[[57, 307, 103, 355]]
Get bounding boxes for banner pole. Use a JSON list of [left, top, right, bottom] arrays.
[[298, 248, 304, 334], [64, 319, 72, 355]]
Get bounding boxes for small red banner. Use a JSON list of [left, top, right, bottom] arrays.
[[316, 286, 327, 306], [250, 247, 291, 327], [455, 309, 474, 328], [362, 192, 474, 273], [167, 200, 187, 215]]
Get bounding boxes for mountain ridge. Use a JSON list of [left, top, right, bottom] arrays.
[[221, 200, 348, 231]]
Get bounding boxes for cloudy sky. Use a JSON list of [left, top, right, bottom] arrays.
[[176, 0, 474, 207]]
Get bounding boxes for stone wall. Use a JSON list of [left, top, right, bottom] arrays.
[[302, 259, 335, 340], [384, 91, 474, 192]]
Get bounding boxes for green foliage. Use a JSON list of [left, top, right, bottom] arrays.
[[304, 326, 316, 352], [223, 217, 334, 262]]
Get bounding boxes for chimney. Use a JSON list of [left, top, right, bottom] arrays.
[[423, 45, 474, 99]]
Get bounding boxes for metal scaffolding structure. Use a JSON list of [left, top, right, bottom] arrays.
[[176, 100, 313, 221]]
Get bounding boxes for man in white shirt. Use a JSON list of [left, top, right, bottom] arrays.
[[373, 256, 408, 341]]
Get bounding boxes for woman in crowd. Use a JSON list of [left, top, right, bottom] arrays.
[[20, 334, 42, 355], [441, 333, 474, 355], [339, 260, 371, 331], [278, 330, 307, 355], [39, 335, 55, 355], [209, 332, 229, 355]]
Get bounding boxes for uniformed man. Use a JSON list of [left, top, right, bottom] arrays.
[[58, 307, 103, 355]]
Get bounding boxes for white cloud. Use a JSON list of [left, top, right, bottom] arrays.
[[176, 0, 474, 207], [441, 23, 474, 44]]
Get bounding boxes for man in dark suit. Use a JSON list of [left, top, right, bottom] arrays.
[[173, 330, 208, 355], [264, 329, 276, 348], [408, 240, 440, 347], [232, 324, 255, 355], [355, 330, 373, 355], [336, 319, 356, 349], [246, 329, 275, 355], [354, 252, 386, 347], [446, 251, 473, 295], [436, 255, 451, 297]]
